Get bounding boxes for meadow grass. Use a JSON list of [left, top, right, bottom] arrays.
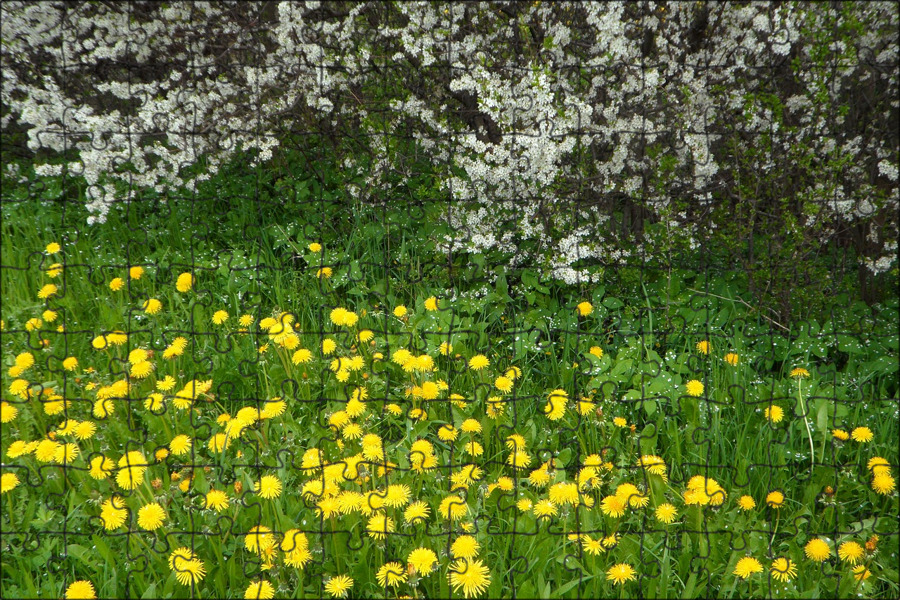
[[1, 188, 898, 600]]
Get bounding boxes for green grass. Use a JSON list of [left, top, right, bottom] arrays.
[[1, 170, 898, 600]]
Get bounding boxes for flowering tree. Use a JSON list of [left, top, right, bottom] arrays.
[[2, 1, 897, 296]]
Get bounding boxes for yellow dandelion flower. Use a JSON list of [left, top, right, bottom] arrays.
[[366, 513, 395, 540], [89, 455, 115, 480], [872, 473, 896, 495], [100, 496, 128, 530], [550, 481, 582, 506], [1, 402, 18, 423], [790, 367, 810, 378], [765, 405, 784, 423], [766, 490, 785, 508], [9, 379, 30, 399], [637, 455, 667, 478], [205, 489, 229, 512], [109, 277, 124, 291], [724, 352, 739, 366], [116, 451, 147, 490], [448, 558, 491, 598], [15, 352, 35, 370], [324, 574, 353, 598], [170, 552, 205, 586], [439, 495, 468, 520], [852, 565, 871, 582], [738, 495, 756, 511], [838, 541, 864, 565], [494, 375, 513, 393], [168, 434, 192, 456], [851, 427, 873, 443], [451, 535, 480, 560], [696, 340, 711, 354], [733, 556, 763, 579], [244, 580, 275, 600], [245, 526, 275, 554], [54, 442, 79, 464], [1, 472, 21, 494], [468, 354, 489, 370], [281, 529, 309, 554], [7, 441, 35, 458], [291, 348, 313, 364], [685, 380, 704, 397], [655, 503, 678, 524], [582, 536, 606, 556], [600, 495, 627, 518], [804, 538, 831, 562], [175, 272, 193, 293], [308, 242, 322, 252], [38, 283, 58, 299], [438, 425, 459, 442], [212, 310, 229, 325], [143, 298, 162, 314], [575, 396, 595, 416], [255, 475, 282, 500], [376, 562, 407, 588], [606, 563, 637, 585], [404, 501, 430, 524], [770, 557, 796, 582], [137, 502, 166, 530], [528, 466, 551, 488], [35, 439, 61, 462], [64, 580, 96, 599], [867, 456, 892, 475], [408, 547, 438, 575], [129, 361, 153, 379], [832, 429, 850, 441], [576, 301, 592, 316], [507, 450, 532, 469], [544, 389, 567, 421]]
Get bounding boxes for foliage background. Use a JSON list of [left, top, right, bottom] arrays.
[[1, 2, 898, 599]]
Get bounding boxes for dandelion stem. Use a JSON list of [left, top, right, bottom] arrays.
[[769, 510, 780, 550], [852, 558, 871, 596], [797, 379, 815, 475]]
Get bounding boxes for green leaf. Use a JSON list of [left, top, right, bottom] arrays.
[[836, 335, 865, 354], [640, 424, 658, 454], [603, 296, 624, 310], [815, 399, 829, 434]]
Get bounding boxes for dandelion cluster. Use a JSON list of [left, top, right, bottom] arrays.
[[1, 239, 895, 599]]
